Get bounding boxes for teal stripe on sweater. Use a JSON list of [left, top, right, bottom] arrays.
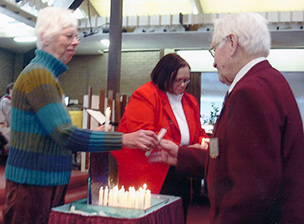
[[11, 107, 48, 135], [67, 129, 123, 152], [36, 102, 71, 134], [31, 50, 68, 77], [5, 163, 71, 186]]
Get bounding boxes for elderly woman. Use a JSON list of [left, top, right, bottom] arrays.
[[112, 53, 209, 220], [3, 7, 158, 224]]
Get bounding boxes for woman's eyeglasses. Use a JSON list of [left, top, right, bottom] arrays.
[[174, 79, 191, 85], [63, 33, 80, 42]]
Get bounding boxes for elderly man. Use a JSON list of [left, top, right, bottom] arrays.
[[150, 13, 304, 223]]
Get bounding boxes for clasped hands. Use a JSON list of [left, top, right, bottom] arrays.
[[147, 139, 209, 166], [94, 124, 209, 164], [94, 124, 159, 151]]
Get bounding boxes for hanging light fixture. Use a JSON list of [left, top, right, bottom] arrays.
[[13, 36, 37, 42], [100, 39, 110, 47]]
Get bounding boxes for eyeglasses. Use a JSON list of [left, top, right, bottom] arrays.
[[208, 36, 228, 57], [63, 33, 80, 42], [174, 79, 191, 85]]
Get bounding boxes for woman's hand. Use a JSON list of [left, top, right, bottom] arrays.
[[93, 124, 112, 132], [122, 129, 159, 151]]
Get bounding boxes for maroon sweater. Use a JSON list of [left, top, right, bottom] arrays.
[[177, 61, 304, 223]]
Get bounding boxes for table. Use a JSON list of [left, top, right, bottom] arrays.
[[48, 194, 184, 224]]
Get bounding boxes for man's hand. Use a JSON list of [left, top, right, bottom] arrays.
[[122, 129, 158, 151], [148, 139, 179, 165], [188, 142, 208, 150]]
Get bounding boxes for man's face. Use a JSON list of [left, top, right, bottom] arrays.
[[211, 37, 235, 86]]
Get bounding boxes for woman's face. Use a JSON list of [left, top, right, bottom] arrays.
[[171, 66, 190, 95], [43, 27, 79, 64]]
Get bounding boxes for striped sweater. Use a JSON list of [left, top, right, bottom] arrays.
[[5, 50, 122, 186]]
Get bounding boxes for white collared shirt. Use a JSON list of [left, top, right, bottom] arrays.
[[166, 92, 190, 146], [228, 57, 266, 94]]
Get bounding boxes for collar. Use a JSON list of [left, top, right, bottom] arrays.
[[166, 92, 184, 103], [228, 57, 266, 94], [31, 49, 69, 78]]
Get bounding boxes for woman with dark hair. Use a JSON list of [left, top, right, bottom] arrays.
[[112, 53, 208, 220]]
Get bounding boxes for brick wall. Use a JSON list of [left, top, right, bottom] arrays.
[[0, 49, 23, 96], [0, 48, 162, 104], [60, 50, 161, 104]]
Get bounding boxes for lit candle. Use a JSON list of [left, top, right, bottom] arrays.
[[135, 190, 140, 209], [97, 185, 151, 209], [144, 189, 151, 209], [104, 186, 108, 206], [108, 189, 113, 206], [139, 187, 145, 209], [98, 186, 103, 206], [118, 186, 125, 207], [113, 185, 118, 206], [123, 190, 128, 208], [105, 107, 111, 132], [129, 187, 136, 208]]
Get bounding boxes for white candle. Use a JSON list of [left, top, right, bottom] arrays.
[[157, 128, 167, 141], [118, 186, 125, 207], [135, 191, 140, 209], [139, 188, 145, 209], [104, 186, 108, 206], [113, 185, 118, 206], [145, 128, 167, 157], [144, 189, 151, 209], [98, 187, 103, 206], [129, 187, 136, 208], [105, 107, 111, 132], [98, 185, 151, 209], [123, 191, 128, 208]]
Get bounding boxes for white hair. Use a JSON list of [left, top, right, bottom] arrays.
[[35, 7, 78, 49], [212, 13, 271, 57]]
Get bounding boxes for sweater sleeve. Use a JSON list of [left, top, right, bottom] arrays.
[[176, 146, 206, 179], [21, 68, 122, 152]]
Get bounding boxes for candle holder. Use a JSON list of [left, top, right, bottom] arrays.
[[70, 194, 173, 218], [88, 152, 118, 205]]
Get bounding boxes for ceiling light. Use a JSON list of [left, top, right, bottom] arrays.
[[100, 39, 110, 47], [13, 36, 37, 42]]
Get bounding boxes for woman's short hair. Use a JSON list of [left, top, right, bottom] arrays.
[[35, 7, 78, 50], [151, 53, 190, 92], [212, 13, 271, 57]]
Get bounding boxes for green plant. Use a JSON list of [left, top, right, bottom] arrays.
[[202, 103, 219, 125]]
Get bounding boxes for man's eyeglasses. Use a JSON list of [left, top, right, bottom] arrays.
[[208, 36, 228, 57], [174, 79, 191, 85]]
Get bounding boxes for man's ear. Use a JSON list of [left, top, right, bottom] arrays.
[[227, 34, 238, 56]]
